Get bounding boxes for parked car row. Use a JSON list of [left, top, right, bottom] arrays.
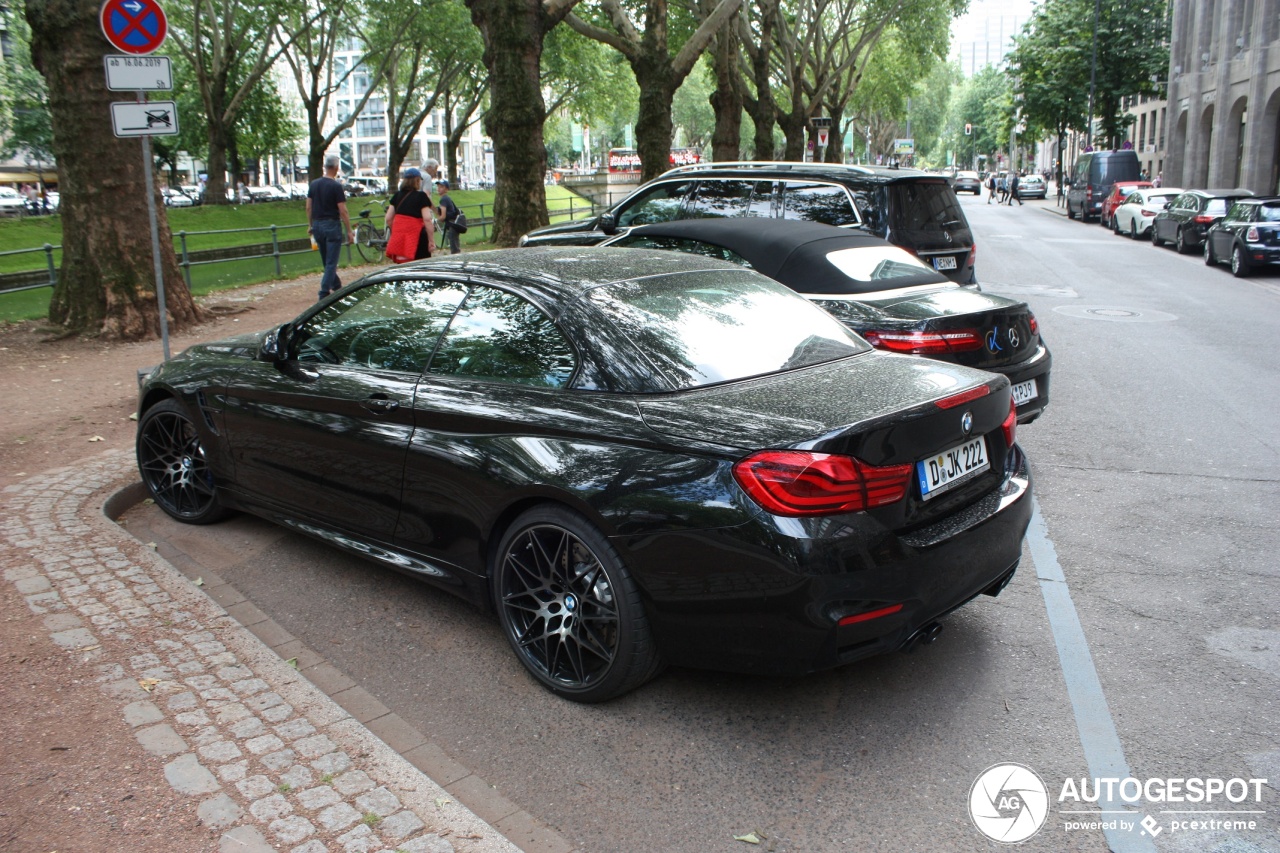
[[136, 160, 1044, 702], [1108, 185, 1277, 277]]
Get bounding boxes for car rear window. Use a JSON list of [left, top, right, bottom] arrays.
[[1206, 199, 1229, 216], [1259, 204, 1280, 222], [887, 181, 967, 234], [583, 270, 869, 391]]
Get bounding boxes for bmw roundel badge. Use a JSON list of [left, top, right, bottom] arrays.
[[961, 411, 973, 435]]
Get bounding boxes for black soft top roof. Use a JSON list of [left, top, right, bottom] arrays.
[[621, 218, 949, 294]]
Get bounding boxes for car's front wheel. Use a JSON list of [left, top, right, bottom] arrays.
[[136, 399, 229, 524], [1175, 228, 1190, 254], [1129, 218, 1139, 240], [493, 506, 663, 702], [1204, 238, 1216, 266]]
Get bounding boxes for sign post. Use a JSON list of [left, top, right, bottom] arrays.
[[101, 0, 175, 360], [812, 116, 832, 162]]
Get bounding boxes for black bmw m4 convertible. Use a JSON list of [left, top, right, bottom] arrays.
[[136, 248, 1032, 702]]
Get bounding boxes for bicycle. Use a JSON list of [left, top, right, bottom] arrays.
[[352, 203, 388, 264]]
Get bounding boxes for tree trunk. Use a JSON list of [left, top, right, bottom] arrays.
[[26, 0, 205, 340], [467, 0, 561, 246], [708, 26, 742, 161], [778, 104, 807, 161], [204, 87, 233, 204], [824, 109, 845, 164], [633, 54, 678, 182]]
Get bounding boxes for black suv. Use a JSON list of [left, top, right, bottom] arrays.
[[520, 162, 978, 284], [1151, 189, 1255, 254]]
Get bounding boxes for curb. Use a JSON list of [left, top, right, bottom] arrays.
[[1, 450, 535, 853]]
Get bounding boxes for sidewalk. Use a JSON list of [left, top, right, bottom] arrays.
[[1, 449, 525, 852]]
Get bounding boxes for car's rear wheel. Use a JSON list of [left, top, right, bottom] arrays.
[[494, 506, 663, 702], [136, 399, 228, 524], [1231, 245, 1251, 278]]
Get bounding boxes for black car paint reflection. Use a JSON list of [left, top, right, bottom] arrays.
[[137, 248, 1032, 700]]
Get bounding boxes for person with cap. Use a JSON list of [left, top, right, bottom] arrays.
[[306, 154, 354, 299], [383, 167, 435, 263], [435, 180, 462, 255]]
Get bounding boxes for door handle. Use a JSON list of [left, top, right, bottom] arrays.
[[362, 396, 400, 414]]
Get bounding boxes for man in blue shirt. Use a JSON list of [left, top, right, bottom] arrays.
[[306, 154, 353, 299]]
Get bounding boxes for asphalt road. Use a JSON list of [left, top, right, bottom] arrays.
[[127, 195, 1280, 853]]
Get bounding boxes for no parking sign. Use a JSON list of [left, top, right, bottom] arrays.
[[100, 0, 167, 56]]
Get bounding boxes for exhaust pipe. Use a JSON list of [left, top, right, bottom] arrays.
[[902, 621, 943, 653]]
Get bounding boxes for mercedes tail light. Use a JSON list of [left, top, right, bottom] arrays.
[[1140, 209, 1159, 217], [1002, 397, 1017, 447], [1028, 313, 1039, 335], [733, 451, 913, 517], [862, 329, 982, 354], [1193, 214, 1216, 225]]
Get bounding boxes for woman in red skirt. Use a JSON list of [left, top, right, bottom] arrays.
[[383, 167, 436, 263]]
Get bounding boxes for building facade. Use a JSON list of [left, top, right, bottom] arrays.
[[1163, 0, 1280, 193]]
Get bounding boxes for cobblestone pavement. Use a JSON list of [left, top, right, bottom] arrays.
[[1, 449, 521, 853]]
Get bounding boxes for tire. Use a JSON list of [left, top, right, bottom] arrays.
[[136, 399, 229, 525], [1175, 228, 1190, 254], [1112, 214, 1122, 235], [1067, 202, 1077, 220], [354, 222, 382, 264], [1204, 238, 1216, 266], [1231, 245, 1251, 278], [1129, 219, 1138, 240], [1152, 224, 1163, 247], [493, 506, 663, 702]]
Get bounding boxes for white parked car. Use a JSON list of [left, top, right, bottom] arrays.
[[0, 187, 28, 217], [1112, 188, 1183, 239], [163, 187, 196, 207]]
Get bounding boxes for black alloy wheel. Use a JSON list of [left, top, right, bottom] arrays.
[[1129, 219, 1139, 240], [1067, 202, 1077, 220], [1151, 223, 1163, 246], [137, 399, 228, 524], [1112, 215, 1122, 234], [1175, 228, 1189, 254], [1231, 245, 1251, 278], [1204, 238, 1216, 266], [494, 507, 662, 702]]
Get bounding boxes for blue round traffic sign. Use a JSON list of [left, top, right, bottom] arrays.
[[100, 0, 167, 56]]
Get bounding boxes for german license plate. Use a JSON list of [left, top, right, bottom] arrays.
[[917, 436, 990, 501], [933, 255, 958, 271], [1011, 379, 1038, 406]]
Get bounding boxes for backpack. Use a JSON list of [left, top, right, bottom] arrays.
[[451, 211, 468, 234]]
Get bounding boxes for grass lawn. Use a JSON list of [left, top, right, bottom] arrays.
[[0, 185, 596, 324]]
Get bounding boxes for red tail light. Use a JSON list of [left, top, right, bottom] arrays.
[[1086, 188, 1092, 200], [1247, 226, 1260, 241], [838, 604, 904, 626], [1002, 397, 1017, 447], [733, 451, 913, 517], [862, 329, 982, 354], [1028, 313, 1038, 335], [935, 384, 991, 409], [1140, 209, 1158, 217], [969, 243, 977, 266], [1193, 214, 1215, 224]]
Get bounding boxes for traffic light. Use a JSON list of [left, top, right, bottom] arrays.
[[965, 123, 972, 135]]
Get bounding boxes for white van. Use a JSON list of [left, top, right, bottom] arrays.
[[345, 176, 388, 195]]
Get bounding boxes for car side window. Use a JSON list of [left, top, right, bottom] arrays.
[[1224, 203, 1245, 221], [615, 180, 696, 227], [744, 181, 779, 217], [612, 234, 752, 267], [780, 182, 859, 226], [293, 279, 469, 372], [685, 181, 753, 218], [428, 285, 577, 388]]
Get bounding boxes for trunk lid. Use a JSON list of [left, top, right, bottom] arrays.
[[638, 353, 1014, 528]]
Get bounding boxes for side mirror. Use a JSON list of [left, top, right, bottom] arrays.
[[599, 212, 618, 235], [260, 322, 294, 362]]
